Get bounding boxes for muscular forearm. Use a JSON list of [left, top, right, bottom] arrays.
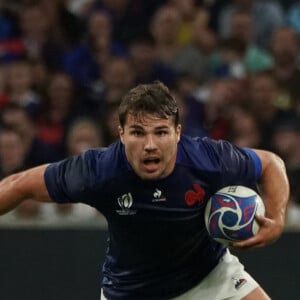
[[256, 150, 290, 230], [0, 173, 28, 215], [0, 165, 51, 215], [234, 150, 290, 248]]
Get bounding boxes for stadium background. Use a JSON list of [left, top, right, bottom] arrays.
[[0, 0, 300, 299]]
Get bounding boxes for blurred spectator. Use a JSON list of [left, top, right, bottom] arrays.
[[0, 64, 9, 109], [65, 116, 105, 155], [247, 70, 294, 150], [286, 1, 300, 37], [173, 73, 200, 100], [226, 106, 261, 148], [36, 71, 79, 159], [202, 77, 245, 139], [270, 26, 300, 112], [167, 0, 200, 45], [171, 7, 217, 83], [212, 37, 248, 80], [0, 1, 22, 62], [0, 1, 19, 41], [18, 2, 68, 70], [128, 34, 177, 87], [218, 0, 284, 49], [171, 75, 202, 136], [150, 4, 182, 65], [0, 0, 21, 60], [272, 115, 300, 169], [30, 58, 50, 95], [84, 56, 136, 119], [102, 102, 121, 145], [5, 59, 40, 117], [39, 0, 84, 47], [63, 10, 126, 89], [169, 73, 206, 137], [66, 0, 96, 19], [271, 115, 300, 227], [206, 0, 230, 33], [0, 38, 25, 63], [90, 0, 154, 45], [0, 126, 42, 221], [1, 104, 59, 166], [0, 127, 28, 178], [100, 56, 136, 104], [213, 10, 274, 74], [183, 77, 245, 139]]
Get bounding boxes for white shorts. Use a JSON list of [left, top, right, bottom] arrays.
[[172, 249, 259, 300], [101, 250, 259, 300]]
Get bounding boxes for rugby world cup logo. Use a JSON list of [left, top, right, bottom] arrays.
[[116, 193, 136, 215], [118, 193, 133, 209]]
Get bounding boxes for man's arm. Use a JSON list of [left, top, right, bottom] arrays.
[[0, 164, 52, 215], [234, 149, 290, 249]]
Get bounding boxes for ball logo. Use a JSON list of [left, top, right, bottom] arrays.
[[208, 193, 257, 241], [204, 186, 265, 245]]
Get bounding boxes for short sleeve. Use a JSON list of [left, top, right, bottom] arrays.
[[44, 150, 99, 205], [243, 148, 262, 180], [201, 138, 260, 188]]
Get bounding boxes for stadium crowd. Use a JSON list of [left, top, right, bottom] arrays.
[[0, 0, 299, 228]]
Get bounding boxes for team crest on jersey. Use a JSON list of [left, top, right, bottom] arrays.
[[152, 188, 166, 202], [116, 193, 137, 215], [185, 183, 205, 206]]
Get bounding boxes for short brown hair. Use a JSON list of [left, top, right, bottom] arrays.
[[119, 81, 179, 127]]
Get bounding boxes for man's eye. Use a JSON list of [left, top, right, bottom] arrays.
[[157, 131, 167, 136], [131, 131, 143, 136]]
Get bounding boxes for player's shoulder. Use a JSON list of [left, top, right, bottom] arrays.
[[177, 135, 215, 167], [83, 140, 126, 166], [177, 134, 247, 169], [45, 140, 128, 194], [178, 134, 225, 154], [179, 134, 248, 153], [62, 140, 130, 185]]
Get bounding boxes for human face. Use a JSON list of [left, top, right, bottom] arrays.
[[119, 113, 181, 180]]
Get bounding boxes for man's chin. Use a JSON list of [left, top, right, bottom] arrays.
[[139, 170, 162, 180]]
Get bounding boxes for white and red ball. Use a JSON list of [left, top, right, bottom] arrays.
[[204, 186, 265, 245]]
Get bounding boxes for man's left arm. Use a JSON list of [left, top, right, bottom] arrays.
[[234, 149, 290, 249]]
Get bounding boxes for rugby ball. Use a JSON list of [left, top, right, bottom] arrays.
[[204, 185, 265, 245]]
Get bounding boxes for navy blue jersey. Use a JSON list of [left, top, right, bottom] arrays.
[[44, 134, 261, 300]]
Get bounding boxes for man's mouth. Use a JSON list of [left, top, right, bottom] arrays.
[[142, 157, 161, 172], [143, 157, 160, 165]]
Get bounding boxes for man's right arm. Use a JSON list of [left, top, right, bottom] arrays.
[[0, 164, 52, 215]]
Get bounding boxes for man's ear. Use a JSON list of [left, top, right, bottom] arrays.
[[176, 124, 181, 143], [118, 125, 124, 144]]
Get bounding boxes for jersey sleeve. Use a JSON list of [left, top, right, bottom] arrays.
[[44, 150, 102, 205], [243, 147, 262, 180], [201, 138, 262, 187]]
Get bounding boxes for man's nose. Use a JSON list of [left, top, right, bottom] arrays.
[[144, 134, 157, 151]]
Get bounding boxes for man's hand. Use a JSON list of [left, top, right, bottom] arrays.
[[232, 214, 284, 249]]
